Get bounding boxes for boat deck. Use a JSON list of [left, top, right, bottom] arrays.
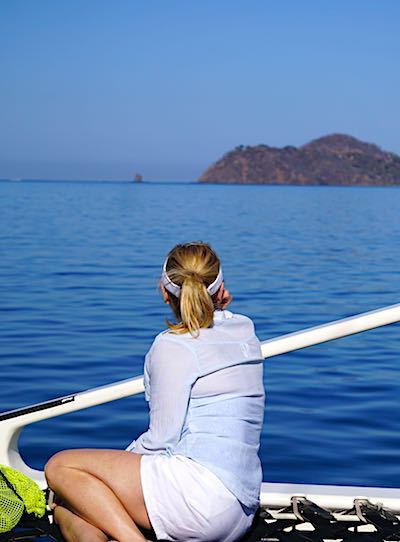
[[3, 498, 400, 542]]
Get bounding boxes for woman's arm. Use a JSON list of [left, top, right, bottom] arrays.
[[128, 338, 198, 454]]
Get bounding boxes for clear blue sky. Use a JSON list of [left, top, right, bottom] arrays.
[[1, 1, 399, 181]]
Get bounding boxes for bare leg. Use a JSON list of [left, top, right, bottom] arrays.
[[54, 505, 108, 542], [45, 449, 152, 542]]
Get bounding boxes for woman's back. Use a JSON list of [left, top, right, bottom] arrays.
[[133, 310, 265, 511]]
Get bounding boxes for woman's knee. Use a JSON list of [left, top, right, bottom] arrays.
[[45, 450, 74, 487]]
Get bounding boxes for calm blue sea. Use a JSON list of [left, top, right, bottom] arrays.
[[1, 180, 400, 488]]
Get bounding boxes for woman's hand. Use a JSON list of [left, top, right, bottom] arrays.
[[216, 283, 233, 309]]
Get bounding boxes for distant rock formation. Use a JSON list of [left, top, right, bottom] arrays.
[[198, 134, 400, 185]]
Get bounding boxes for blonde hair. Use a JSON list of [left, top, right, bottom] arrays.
[[164, 242, 221, 336]]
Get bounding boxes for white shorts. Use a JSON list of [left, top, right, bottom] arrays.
[[140, 454, 254, 542]]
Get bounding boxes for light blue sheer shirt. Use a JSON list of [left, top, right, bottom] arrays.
[[127, 310, 265, 511]]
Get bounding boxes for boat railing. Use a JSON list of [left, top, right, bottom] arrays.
[[1, 302, 399, 509], [261, 301, 400, 358]]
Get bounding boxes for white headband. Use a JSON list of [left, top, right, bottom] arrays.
[[161, 259, 224, 298]]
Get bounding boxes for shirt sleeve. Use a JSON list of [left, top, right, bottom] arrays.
[[128, 336, 199, 454]]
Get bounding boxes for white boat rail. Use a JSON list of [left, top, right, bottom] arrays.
[[261, 301, 400, 358], [1, 302, 400, 510]]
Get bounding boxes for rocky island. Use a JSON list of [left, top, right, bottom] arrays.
[[198, 134, 400, 186]]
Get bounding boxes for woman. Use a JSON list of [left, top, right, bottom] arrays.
[[45, 242, 265, 542]]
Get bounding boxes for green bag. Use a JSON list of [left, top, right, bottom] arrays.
[[0, 465, 46, 533]]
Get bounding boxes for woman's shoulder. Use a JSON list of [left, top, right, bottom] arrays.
[[145, 330, 199, 376], [149, 329, 197, 355], [215, 310, 256, 331], [231, 311, 255, 325]]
